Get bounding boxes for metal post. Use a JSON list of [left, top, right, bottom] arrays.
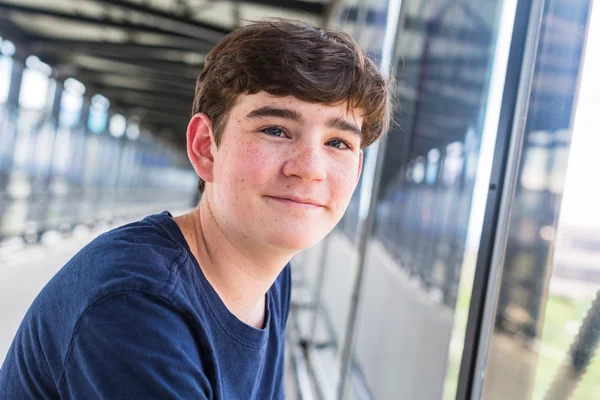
[[40, 80, 63, 192], [337, 137, 388, 400], [6, 55, 24, 107], [336, 0, 403, 397], [308, 233, 333, 344], [50, 79, 64, 122], [465, 0, 548, 397], [0, 56, 24, 192]]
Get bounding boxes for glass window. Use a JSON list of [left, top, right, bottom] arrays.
[[481, 1, 598, 399], [346, 0, 519, 398], [291, 2, 399, 398]]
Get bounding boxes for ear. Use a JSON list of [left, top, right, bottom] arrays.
[[187, 113, 215, 185], [356, 149, 364, 184]]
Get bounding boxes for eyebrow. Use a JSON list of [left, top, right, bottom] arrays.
[[326, 116, 362, 137], [246, 106, 362, 136], [246, 106, 304, 123]]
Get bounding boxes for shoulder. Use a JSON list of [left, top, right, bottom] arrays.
[[58, 213, 189, 299], [57, 291, 212, 398], [27, 213, 193, 345], [2, 213, 201, 397]]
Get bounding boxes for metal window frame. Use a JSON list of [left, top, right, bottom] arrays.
[[454, 0, 548, 398]]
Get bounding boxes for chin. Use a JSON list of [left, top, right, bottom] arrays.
[[264, 225, 331, 251]]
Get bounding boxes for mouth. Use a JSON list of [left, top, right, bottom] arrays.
[[265, 196, 325, 209]]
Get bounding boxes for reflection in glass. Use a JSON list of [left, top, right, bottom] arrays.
[[288, 1, 398, 398], [482, 1, 596, 399], [349, 0, 515, 398]]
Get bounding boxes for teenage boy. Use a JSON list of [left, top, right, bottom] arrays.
[[0, 19, 391, 399]]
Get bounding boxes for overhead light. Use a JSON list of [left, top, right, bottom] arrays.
[[427, 148, 441, 163], [64, 77, 86, 95], [109, 114, 127, 138], [126, 119, 140, 140], [91, 94, 110, 110], [25, 55, 52, 76], [1, 40, 15, 57]]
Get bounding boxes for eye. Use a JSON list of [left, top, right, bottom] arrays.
[[261, 126, 287, 137], [326, 138, 352, 150]]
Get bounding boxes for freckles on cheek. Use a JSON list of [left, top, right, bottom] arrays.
[[331, 161, 360, 195], [250, 145, 271, 165], [232, 142, 272, 185]]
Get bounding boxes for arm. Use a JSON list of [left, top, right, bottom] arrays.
[[58, 292, 212, 400]]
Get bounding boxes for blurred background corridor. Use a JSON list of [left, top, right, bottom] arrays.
[[1, 0, 599, 399]]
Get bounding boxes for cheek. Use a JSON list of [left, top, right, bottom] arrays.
[[329, 159, 360, 203], [218, 139, 277, 190]]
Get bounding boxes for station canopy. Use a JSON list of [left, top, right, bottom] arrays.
[[0, 0, 330, 145]]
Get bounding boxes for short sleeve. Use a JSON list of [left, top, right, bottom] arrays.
[[58, 292, 211, 400]]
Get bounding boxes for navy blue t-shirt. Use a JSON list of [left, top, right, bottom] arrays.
[[0, 211, 291, 399]]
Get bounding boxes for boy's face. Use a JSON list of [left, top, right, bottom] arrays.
[[204, 92, 364, 251]]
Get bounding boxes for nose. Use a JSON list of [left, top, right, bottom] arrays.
[[282, 144, 327, 182]]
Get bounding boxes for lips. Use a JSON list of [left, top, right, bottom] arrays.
[[266, 195, 324, 208]]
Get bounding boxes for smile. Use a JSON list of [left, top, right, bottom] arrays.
[[265, 196, 324, 209]]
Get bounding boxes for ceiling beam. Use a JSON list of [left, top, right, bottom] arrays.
[[75, 71, 195, 92], [53, 59, 198, 87], [91, 55, 201, 77], [95, 85, 193, 103], [242, 0, 326, 15], [134, 112, 189, 124], [71, 65, 196, 86], [94, 0, 229, 42], [0, 2, 220, 43], [61, 53, 201, 79], [83, 76, 193, 97], [99, 89, 193, 110], [98, 85, 193, 101], [0, 17, 29, 45], [32, 44, 204, 70], [115, 97, 192, 114], [29, 38, 211, 57], [0, 17, 32, 59]]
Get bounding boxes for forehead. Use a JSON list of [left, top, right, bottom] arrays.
[[230, 92, 364, 127]]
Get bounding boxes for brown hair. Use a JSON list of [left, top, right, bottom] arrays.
[[192, 18, 392, 194]]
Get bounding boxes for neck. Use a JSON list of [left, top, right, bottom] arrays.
[[174, 196, 293, 328]]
